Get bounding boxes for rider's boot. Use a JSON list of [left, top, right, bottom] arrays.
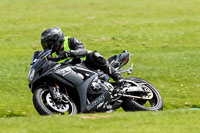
[[112, 72, 124, 89], [104, 64, 124, 91]]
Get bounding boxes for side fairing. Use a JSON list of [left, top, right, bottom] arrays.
[[55, 66, 98, 111], [55, 67, 84, 86]]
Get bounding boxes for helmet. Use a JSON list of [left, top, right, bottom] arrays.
[[41, 28, 65, 52]]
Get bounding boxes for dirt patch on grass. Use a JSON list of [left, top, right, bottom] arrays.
[[79, 114, 111, 119]]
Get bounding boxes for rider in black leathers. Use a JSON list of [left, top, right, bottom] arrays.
[[41, 28, 123, 84]]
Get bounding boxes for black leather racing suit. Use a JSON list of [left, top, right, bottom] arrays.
[[67, 37, 88, 58], [61, 37, 122, 81]]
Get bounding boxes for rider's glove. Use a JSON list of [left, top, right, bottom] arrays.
[[58, 51, 71, 60], [46, 51, 71, 62], [46, 54, 54, 61]]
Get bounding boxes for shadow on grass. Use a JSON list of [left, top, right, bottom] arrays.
[[0, 113, 28, 118], [191, 104, 200, 108]]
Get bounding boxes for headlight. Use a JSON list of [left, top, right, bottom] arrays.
[[28, 69, 35, 81]]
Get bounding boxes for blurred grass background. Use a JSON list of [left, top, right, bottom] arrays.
[[0, 0, 200, 132]]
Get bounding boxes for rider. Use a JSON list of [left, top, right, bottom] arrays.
[[41, 27, 123, 86]]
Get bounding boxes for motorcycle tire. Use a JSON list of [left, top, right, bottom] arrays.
[[121, 77, 163, 111], [33, 86, 77, 115]]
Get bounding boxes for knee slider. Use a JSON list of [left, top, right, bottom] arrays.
[[85, 52, 107, 70]]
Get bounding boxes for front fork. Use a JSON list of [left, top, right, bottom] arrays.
[[49, 81, 64, 102], [49, 86, 60, 101]]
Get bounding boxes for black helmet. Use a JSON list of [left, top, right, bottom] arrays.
[[41, 28, 64, 52]]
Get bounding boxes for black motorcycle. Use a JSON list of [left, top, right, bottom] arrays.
[[28, 49, 163, 115]]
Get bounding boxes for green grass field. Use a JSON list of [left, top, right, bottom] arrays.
[[0, 0, 200, 132]]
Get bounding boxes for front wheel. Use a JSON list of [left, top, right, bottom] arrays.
[[33, 86, 77, 115], [121, 77, 163, 111]]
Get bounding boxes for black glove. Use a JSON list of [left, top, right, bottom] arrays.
[[46, 54, 55, 61], [46, 51, 70, 62], [58, 51, 71, 60]]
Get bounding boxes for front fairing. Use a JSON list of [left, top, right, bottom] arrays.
[[28, 49, 52, 84]]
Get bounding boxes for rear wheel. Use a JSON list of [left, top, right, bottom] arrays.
[[33, 87, 77, 115], [121, 77, 163, 111]]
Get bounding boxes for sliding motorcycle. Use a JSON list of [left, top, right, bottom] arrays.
[[28, 49, 163, 115]]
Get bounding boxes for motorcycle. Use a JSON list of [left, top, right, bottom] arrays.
[[28, 49, 163, 115]]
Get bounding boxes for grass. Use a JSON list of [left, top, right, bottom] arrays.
[[0, 0, 200, 132], [1, 110, 200, 133]]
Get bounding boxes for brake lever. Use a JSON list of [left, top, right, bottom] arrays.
[[119, 63, 133, 75], [127, 64, 133, 75]]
